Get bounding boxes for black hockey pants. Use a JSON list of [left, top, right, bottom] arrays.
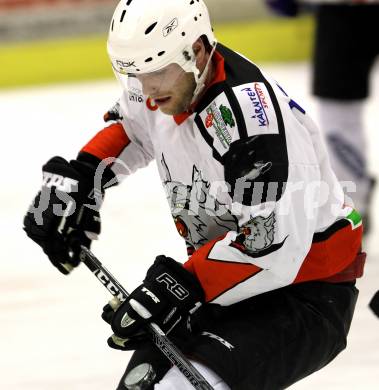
[[117, 280, 358, 390]]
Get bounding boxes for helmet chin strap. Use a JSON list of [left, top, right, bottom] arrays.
[[190, 41, 218, 105]]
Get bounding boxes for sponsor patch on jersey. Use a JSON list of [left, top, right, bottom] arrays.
[[199, 93, 235, 156], [233, 82, 279, 136]]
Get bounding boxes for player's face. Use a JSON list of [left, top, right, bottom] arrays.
[[137, 63, 196, 115]]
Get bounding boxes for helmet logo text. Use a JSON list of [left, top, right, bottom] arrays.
[[116, 60, 136, 68], [163, 18, 178, 37]]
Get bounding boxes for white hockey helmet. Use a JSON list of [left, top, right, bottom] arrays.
[[107, 0, 217, 90]]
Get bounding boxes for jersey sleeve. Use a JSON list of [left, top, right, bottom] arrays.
[[184, 81, 361, 306], [79, 94, 154, 184]]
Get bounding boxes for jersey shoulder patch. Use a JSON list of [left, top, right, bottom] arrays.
[[197, 91, 240, 159], [232, 82, 279, 137]]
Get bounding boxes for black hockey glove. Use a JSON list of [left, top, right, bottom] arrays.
[[23, 155, 112, 275], [102, 255, 205, 351]]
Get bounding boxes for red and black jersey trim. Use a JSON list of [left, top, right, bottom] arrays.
[[208, 268, 263, 303], [312, 219, 351, 243], [77, 122, 131, 188], [185, 236, 263, 303], [80, 122, 131, 161]]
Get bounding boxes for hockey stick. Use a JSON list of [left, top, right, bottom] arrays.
[[79, 246, 214, 390]]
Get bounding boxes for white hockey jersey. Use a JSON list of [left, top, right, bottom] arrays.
[[80, 44, 363, 306]]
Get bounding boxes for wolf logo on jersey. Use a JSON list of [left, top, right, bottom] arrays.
[[161, 154, 238, 251], [242, 212, 276, 252], [230, 212, 288, 258]]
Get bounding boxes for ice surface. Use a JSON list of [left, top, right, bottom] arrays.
[[0, 62, 378, 389]]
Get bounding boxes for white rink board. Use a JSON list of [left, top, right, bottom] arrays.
[[0, 62, 378, 389]]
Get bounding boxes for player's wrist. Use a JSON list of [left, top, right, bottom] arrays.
[[75, 151, 119, 190]]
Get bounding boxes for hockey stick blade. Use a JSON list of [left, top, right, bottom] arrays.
[[79, 246, 214, 390]]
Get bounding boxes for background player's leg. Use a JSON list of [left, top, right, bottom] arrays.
[[318, 98, 375, 219], [312, 4, 378, 231]]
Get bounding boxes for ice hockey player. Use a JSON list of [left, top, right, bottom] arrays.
[[23, 0, 366, 388]]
